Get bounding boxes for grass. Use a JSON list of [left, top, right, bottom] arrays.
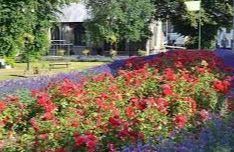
[[0, 61, 106, 81]]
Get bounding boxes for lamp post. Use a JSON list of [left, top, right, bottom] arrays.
[[185, 1, 201, 50]]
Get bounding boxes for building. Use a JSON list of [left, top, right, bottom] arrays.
[[216, 28, 233, 49], [49, 3, 90, 56], [49, 2, 164, 56]]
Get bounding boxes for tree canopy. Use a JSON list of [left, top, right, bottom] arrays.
[[84, 0, 154, 48], [153, 0, 233, 49], [0, 0, 78, 59], [0, 0, 232, 59]]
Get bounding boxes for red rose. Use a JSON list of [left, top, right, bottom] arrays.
[[109, 116, 122, 128], [163, 68, 176, 81], [36, 92, 55, 113], [0, 102, 5, 112], [174, 114, 187, 128], [161, 84, 173, 96], [195, 66, 205, 74], [125, 106, 135, 118], [213, 80, 230, 93], [74, 134, 86, 147], [86, 140, 96, 152], [71, 120, 79, 128]]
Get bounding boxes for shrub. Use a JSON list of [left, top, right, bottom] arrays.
[[110, 49, 117, 58], [137, 49, 146, 56], [82, 49, 90, 56], [4, 56, 15, 67], [57, 49, 65, 56], [0, 50, 233, 151]]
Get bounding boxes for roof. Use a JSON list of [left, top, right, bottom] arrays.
[[57, 3, 90, 23]]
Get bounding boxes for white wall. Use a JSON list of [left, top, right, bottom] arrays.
[[146, 21, 165, 55], [216, 28, 233, 49]]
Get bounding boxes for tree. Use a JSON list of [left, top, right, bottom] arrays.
[[153, 0, 233, 49], [84, 0, 154, 53], [0, 0, 78, 69]]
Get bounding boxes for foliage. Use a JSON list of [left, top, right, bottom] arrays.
[[137, 49, 147, 56], [82, 49, 90, 56], [57, 49, 66, 56], [84, 0, 154, 47], [0, 50, 233, 151], [110, 49, 117, 58], [153, 0, 233, 49], [4, 56, 16, 67], [0, 0, 79, 59]]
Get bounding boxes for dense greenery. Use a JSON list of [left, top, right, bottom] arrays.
[[84, 0, 154, 51], [0, 0, 232, 59], [0, 0, 78, 62], [153, 0, 233, 49]]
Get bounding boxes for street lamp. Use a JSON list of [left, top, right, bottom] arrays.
[[185, 1, 201, 50]]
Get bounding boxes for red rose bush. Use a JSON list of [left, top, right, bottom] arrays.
[[0, 50, 233, 151]]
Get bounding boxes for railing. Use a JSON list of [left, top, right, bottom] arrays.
[[49, 40, 73, 56]]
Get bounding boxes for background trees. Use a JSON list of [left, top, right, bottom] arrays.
[[0, 0, 233, 61], [84, 0, 154, 52], [0, 0, 78, 62], [153, 0, 233, 49]]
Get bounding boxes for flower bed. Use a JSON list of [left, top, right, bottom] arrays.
[[0, 50, 233, 151], [0, 60, 124, 97], [121, 114, 234, 152]]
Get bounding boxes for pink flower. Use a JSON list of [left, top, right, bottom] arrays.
[[199, 109, 209, 121], [185, 97, 197, 113], [195, 66, 205, 74], [155, 98, 169, 113], [108, 143, 117, 152], [30, 119, 40, 131], [42, 112, 54, 121], [38, 133, 49, 140]]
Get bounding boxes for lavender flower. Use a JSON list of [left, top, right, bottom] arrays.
[[121, 114, 234, 152]]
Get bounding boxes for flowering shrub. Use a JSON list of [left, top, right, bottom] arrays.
[[0, 50, 233, 151]]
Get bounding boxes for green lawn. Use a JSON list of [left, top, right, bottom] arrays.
[[0, 61, 106, 81]]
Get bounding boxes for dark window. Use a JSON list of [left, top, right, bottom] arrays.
[[74, 23, 86, 46], [51, 26, 60, 40]]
